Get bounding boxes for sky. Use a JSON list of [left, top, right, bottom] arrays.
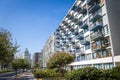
[[0, 0, 74, 55]]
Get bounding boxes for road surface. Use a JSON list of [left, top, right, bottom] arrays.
[[0, 70, 36, 80]]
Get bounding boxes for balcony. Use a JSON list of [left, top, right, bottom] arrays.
[[88, 3, 101, 13], [87, 0, 97, 5], [62, 40, 66, 43], [81, 22, 88, 29], [76, 49, 80, 53], [92, 45, 106, 51], [80, 8, 87, 14], [90, 22, 103, 31], [89, 12, 102, 22], [82, 40, 90, 45], [77, 6, 82, 12], [67, 25, 71, 29], [73, 17, 78, 22], [80, 50, 85, 54], [76, 34, 84, 40], [76, 20, 83, 26], [73, 29, 79, 35], [91, 33, 104, 41], [72, 5, 78, 11], [66, 14, 71, 19]]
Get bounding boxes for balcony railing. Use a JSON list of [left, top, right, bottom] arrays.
[[80, 7, 87, 14], [81, 22, 88, 29], [76, 20, 83, 26], [92, 44, 106, 51], [90, 22, 103, 31], [82, 40, 90, 45], [88, 3, 101, 13], [73, 17, 79, 22], [73, 29, 79, 35], [89, 11, 102, 22], [76, 34, 84, 40], [91, 33, 104, 41]]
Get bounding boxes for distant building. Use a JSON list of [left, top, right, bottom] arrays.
[[33, 52, 40, 64], [42, 33, 55, 68], [39, 50, 43, 69]]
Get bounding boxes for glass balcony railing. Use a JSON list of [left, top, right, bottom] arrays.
[[83, 40, 90, 45], [81, 22, 88, 29], [88, 3, 101, 13], [76, 49, 80, 53], [73, 17, 78, 22], [76, 20, 83, 26], [76, 34, 84, 40], [92, 44, 106, 51], [71, 5, 78, 11], [91, 33, 104, 41], [73, 29, 79, 35], [80, 8, 87, 14], [62, 40, 66, 43], [77, 6, 82, 12], [89, 11, 102, 22], [90, 22, 103, 31]]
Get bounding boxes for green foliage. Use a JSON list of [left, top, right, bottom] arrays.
[[65, 67, 102, 80], [65, 67, 120, 80], [47, 51, 74, 77], [0, 28, 19, 70], [47, 51, 74, 69], [102, 67, 120, 80], [32, 63, 39, 69], [0, 70, 13, 73], [12, 59, 29, 70], [33, 69, 56, 78]]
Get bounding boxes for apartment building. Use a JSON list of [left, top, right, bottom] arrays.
[[42, 33, 55, 68], [54, 0, 120, 69]]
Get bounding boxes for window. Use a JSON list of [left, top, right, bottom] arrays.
[[105, 36, 110, 47], [84, 27, 89, 33], [86, 53, 91, 60], [104, 25, 109, 35], [81, 54, 85, 61], [104, 63, 113, 69], [85, 44, 90, 50], [77, 56, 80, 61]]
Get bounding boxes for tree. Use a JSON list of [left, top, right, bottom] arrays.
[[12, 59, 30, 75], [12, 59, 21, 75], [33, 63, 39, 69], [19, 59, 30, 72], [47, 52, 74, 75], [0, 28, 19, 70]]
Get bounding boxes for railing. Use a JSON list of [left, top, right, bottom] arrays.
[[91, 32, 104, 40], [89, 10, 102, 22], [90, 21, 103, 30]]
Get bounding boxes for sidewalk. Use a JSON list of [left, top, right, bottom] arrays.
[[13, 70, 37, 80]]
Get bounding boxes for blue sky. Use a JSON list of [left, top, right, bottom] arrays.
[[0, 0, 74, 54]]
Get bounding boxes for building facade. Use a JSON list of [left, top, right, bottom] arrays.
[[33, 52, 40, 64], [54, 0, 120, 69], [42, 33, 55, 68], [39, 50, 43, 69]]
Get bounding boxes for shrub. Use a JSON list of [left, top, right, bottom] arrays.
[[102, 67, 120, 80], [33, 69, 56, 78], [65, 67, 102, 80]]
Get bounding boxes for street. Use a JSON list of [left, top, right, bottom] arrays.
[[0, 70, 36, 80]]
